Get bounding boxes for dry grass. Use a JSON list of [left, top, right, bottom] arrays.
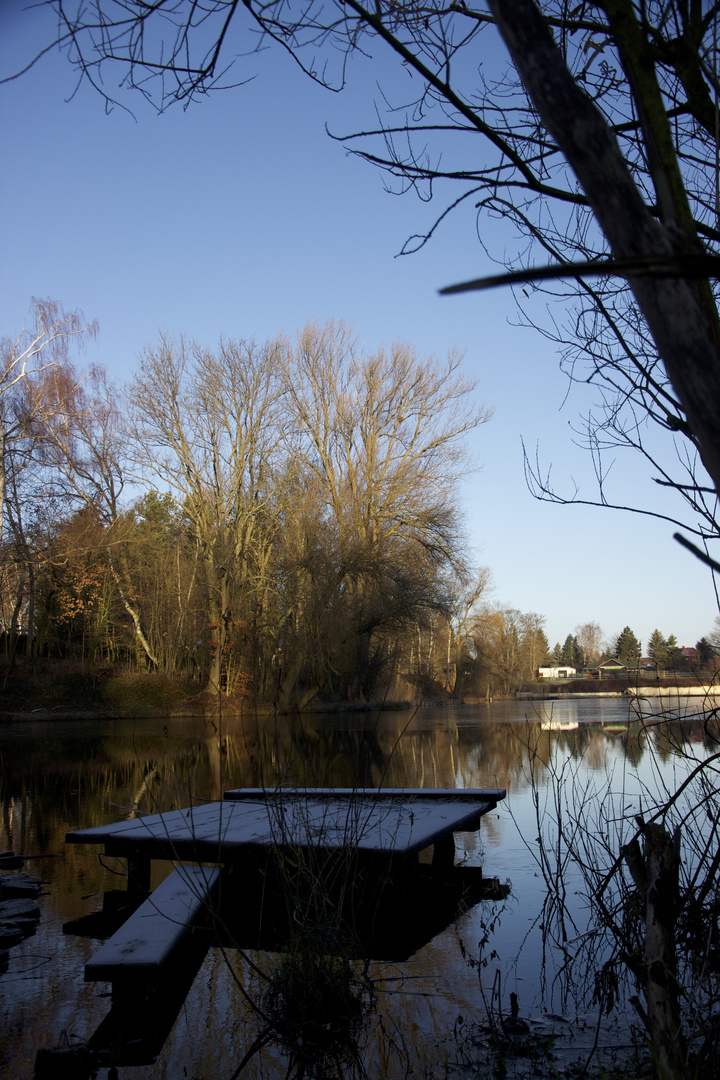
[[0, 658, 201, 716]]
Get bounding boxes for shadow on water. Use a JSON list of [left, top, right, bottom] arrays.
[[1, 696, 718, 1078]]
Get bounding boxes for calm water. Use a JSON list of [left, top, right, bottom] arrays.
[[1, 694, 717, 1079]]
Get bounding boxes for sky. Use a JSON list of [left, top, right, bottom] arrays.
[[1, 1, 718, 653]]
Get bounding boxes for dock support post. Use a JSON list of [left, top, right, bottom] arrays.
[[126, 851, 151, 901], [432, 833, 456, 869]]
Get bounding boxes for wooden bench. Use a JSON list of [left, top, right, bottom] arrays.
[[85, 863, 220, 988]]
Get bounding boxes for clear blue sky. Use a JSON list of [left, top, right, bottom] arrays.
[[1, 0, 717, 652]]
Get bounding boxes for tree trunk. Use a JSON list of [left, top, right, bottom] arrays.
[[202, 561, 229, 695], [623, 822, 688, 1080], [107, 551, 159, 670], [488, 0, 720, 499], [7, 569, 24, 673], [278, 654, 304, 712], [25, 553, 35, 660]]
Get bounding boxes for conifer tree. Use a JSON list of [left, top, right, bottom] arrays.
[[695, 638, 716, 670], [666, 635, 684, 670], [560, 634, 576, 666], [615, 626, 641, 665], [538, 631, 552, 668], [647, 629, 668, 670]]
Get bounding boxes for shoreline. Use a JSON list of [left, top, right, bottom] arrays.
[[518, 684, 720, 701], [3, 684, 719, 721]]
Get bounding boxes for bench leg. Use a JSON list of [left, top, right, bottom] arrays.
[[126, 854, 151, 901], [111, 980, 145, 1008], [432, 833, 456, 869]]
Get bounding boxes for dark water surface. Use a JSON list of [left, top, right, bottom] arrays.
[[1, 695, 717, 1078]]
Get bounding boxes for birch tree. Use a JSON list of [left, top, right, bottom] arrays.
[[0, 298, 97, 545]]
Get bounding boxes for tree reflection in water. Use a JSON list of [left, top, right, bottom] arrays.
[[0, 696, 717, 1078]]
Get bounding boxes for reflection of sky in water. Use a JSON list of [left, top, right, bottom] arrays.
[[443, 697, 720, 1028], [1, 699, 718, 1077]]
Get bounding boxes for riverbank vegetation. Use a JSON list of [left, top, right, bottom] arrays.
[[1, 312, 498, 709], [2, 307, 715, 713], [6, 306, 712, 713]]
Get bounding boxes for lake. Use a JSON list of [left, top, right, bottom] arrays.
[[1, 693, 717, 1079]]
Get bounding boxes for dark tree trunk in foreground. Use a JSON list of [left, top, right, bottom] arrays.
[[488, 0, 720, 502], [623, 822, 688, 1080]]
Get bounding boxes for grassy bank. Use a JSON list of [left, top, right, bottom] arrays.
[[0, 659, 209, 719], [0, 659, 417, 720]]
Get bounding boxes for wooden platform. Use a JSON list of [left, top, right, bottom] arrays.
[[61, 788, 507, 1066], [67, 787, 505, 872]]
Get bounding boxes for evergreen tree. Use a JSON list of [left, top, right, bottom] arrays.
[[666, 635, 684, 670], [696, 637, 716, 669], [560, 633, 576, 666], [615, 626, 642, 665], [647, 629, 668, 670], [538, 631, 553, 667]]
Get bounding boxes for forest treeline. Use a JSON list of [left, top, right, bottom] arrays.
[[2, 311, 494, 706], [0, 307, 712, 708]]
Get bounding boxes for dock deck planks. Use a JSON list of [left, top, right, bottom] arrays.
[[67, 788, 505, 863]]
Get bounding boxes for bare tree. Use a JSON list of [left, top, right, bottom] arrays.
[[466, 606, 520, 696], [127, 334, 283, 694], [128, 491, 202, 674], [32, 362, 162, 667], [275, 321, 492, 702], [519, 610, 551, 677], [446, 566, 494, 696], [574, 621, 605, 665], [1, 298, 97, 544], [282, 323, 489, 550]]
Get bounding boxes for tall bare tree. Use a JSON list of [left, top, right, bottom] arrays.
[[0, 298, 97, 545], [445, 566, 494, 696], [32, 362, 161, 667], [575, 621, 605, 665], [127, 334, 282, 694], [275, 321, 492, 702]]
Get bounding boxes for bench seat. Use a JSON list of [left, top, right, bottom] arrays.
[[85, 863, 220, 983]]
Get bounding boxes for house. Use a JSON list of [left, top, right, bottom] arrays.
[[537, 666, 576, 679], [589, 659, 628, 678]]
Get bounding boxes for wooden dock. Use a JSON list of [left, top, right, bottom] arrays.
[[67, 787, 503, 969], [67, 786, 505, 890], [57, 787, 506, 1069]]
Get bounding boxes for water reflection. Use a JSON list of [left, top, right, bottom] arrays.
[[1, 697, 718, 1078]]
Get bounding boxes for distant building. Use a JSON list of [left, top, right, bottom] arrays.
[[538, 666, 576, 679], [587, 659, 628, 678], [681, 646, 698, 664]]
